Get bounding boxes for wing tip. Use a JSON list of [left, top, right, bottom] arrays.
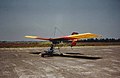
[[25, 36, 38, 39]]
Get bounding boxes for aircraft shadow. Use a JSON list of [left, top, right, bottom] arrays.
[[65, 52, 84, 55], [29, 52, 41, 54], [53, 53, 102, 60], [29, 52, 102, 60]]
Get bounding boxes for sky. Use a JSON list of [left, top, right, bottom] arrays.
[[0, 0, 120, 41]]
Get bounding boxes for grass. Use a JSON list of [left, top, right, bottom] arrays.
[[0, 41, 120, 48]]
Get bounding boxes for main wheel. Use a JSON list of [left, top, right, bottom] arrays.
[[41, 52, 46, 57], [41, 53, 44, 57], [60, 53, 63, 56]]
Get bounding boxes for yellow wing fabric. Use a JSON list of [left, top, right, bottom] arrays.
[[25, 36, 38, 39], [25, 36, 49, 40], [66, 33, 101, 39]]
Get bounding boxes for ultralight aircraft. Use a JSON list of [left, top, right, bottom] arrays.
[[25, 32, 101, 57]]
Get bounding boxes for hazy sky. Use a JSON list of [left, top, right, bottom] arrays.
[[0, 0, 120, 41]]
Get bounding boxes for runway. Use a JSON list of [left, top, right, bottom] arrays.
[[0, 46, 120, 78]]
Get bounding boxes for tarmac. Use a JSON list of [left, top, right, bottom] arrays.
[[0, 46, 120, 78]]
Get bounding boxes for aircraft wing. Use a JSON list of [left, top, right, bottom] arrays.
[[25, 33, 101, 41], [64, 33, 101, 39], [25, 36, 50, 40], [52, 33, 101, 40]]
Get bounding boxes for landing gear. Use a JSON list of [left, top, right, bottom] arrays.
[[41, 44, 63, 57], [41, 50, 54, 57], [41, 44, 54, 57]]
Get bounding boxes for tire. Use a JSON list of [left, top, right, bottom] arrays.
[[41, 53, 45, 57], [60, 53, 63, 56]]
